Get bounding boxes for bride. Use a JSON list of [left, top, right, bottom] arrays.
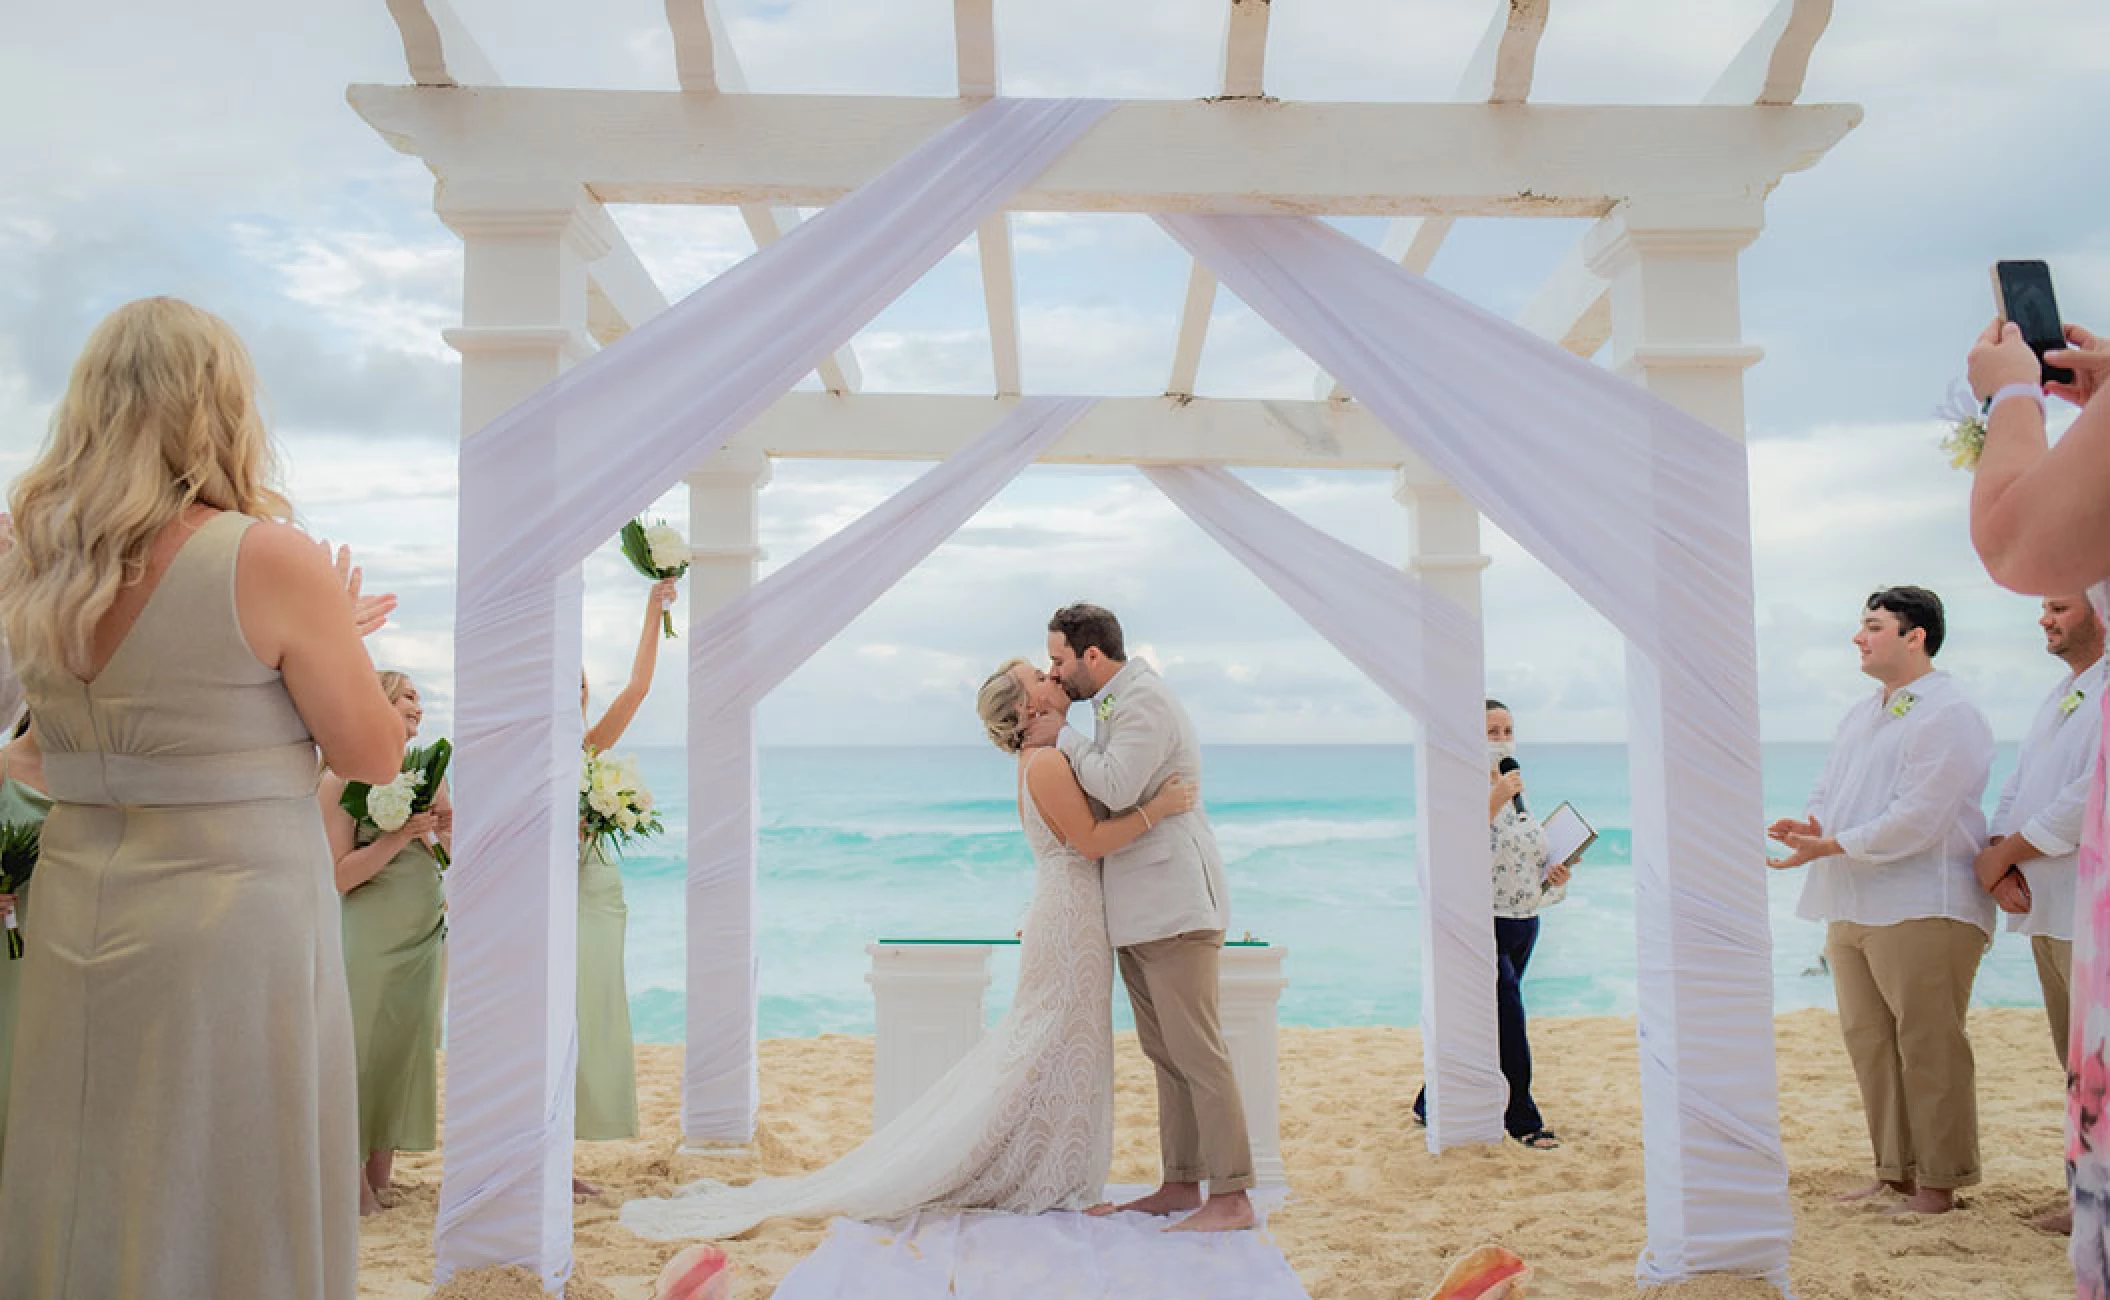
[[621, 658, 1199, 1240]]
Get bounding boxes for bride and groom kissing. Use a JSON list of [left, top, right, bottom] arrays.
[[622, 602, 1256, 1241]]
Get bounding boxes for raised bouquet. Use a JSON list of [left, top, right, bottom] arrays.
[[0, 820, 37, 959], [580, 749, 663, 857], [620, 517, 691, 638], [1936, 380, 1988, 472], [341, 738, 454, 868]]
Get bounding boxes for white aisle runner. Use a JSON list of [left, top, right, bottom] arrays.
[[771, 1189, 1306, 1300]]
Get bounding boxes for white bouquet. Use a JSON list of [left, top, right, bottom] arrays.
[[340, 739, 454, 867], [620, 517, 692, 638], [579, 749, 663, 857]]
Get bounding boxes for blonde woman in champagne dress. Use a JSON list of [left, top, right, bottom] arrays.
[[0, 297, 408, 1300], [574, 575, 680, 1196], [0, 714, 51, 1172], [321, 671, 451, 1216]]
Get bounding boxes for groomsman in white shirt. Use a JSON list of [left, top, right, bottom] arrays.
[[1975, 595, 2104, 1234], [1769, 586, 1995, 1215]]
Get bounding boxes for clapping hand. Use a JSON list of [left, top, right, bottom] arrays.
[[1766, 815, 1839, 870], [319, 538, 397, 637]]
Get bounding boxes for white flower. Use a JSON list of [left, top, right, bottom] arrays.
[[644, 524, 691, 572], [615, 807, 639, 832], [588, 787, 623, 818], [635, 788, 655, 813], [368, 778, 415, 832]]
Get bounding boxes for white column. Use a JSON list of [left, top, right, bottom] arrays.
[[864, 943, 995, 1131], [1218, 945, 1290, 1187], [1585, 196, 1791, 1285], [433, 181, 601, 1289], [681, 448, 772, 1148], [1394, 476, 1504, 1151]]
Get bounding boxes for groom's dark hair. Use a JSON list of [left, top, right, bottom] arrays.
[[1050, 603, 1125, 662]]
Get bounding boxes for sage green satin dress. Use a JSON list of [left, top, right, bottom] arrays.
[[576, 835, 638, 1139], [0, 769, 52, 1171], [342, 828, 444, 1156], [0, 512, 358, 1299]]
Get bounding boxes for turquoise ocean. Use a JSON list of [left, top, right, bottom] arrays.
[[614, 743, 2041, 1043]]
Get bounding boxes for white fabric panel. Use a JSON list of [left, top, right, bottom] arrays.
[[1143, 466, 1503, 1146], [772, 1188, 1303, 1300], [684, 397, 1095, 1141], [440, 99, 1110, 1282], [1160, 215, 1787, 1281]]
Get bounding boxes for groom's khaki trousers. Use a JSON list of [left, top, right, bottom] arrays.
[[1118, 929, 1255, 1194]]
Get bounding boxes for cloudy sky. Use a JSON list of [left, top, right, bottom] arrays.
[[3, 0, 2106, 748]]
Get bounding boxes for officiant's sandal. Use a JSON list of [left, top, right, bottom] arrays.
[[1514, 1129, 1561, 1150]]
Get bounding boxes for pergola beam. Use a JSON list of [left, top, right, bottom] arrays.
[[1327, 0, 1550, 398], [347, 89, 1861, 216], [953, 0, 998, 99], [724, 392, 1445, 480], [955, 1, 1017, 395], [1510, 0, 1835, 359], [664, 0, 721, 94], [1220, 0, 1272, 100], [1166, 262, 1218, 398]]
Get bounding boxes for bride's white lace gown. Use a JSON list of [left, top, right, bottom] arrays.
[[622, 751, 1114, 1240]]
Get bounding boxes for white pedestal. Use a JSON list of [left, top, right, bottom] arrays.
[[865, 943, 994, 1131], [864, 941, 1288, 1187]]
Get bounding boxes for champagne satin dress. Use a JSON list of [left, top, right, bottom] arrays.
[[0, 512, 358, 1299]]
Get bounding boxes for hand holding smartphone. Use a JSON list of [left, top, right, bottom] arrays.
[[1992, 260, 2075, 387]]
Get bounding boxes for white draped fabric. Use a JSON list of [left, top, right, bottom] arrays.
[[438, 98, 1110, 1287], [1143, 466, 1503, 1146], [1160, 213, 1787, 1281], [683, 396, 1095, 1139]]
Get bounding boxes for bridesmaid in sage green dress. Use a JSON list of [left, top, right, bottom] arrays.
[[574, 575, 680, 1197], [0, 713, 51, 1172], [320, 671, 450, 1216]]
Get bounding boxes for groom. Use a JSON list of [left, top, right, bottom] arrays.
[[1024, 602, 1255, 1232]]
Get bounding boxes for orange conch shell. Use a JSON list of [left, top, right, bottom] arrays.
[[1424, 1244, 1531, 1300], [653, 1243, 733, 1300]]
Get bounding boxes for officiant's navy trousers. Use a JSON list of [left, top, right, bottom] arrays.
[[1412, 915, 1544, 1138]]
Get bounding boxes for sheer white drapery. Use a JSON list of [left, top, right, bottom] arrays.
[[683, 397, 1095, 1140], [439, 98, 1110, 1288], [1160, 213, 1787, 1282], [1144, 465, 1504, 1146]]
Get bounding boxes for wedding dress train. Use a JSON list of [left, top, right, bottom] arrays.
[[622, 751, 1113, 1239]]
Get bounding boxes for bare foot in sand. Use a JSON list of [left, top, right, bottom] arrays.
[[1836, 1179, 1912, 1204], [360, 1178, 386, 1218], [1881, 1188, 1956, 1216], [1169, 1192, 1255, 1233], [572, 1176, 603, 1201], [2030, 1206, 2074, 1235], [1090, 1183, 1204, 1217]]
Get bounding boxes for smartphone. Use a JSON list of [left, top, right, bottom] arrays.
[[1992, 260, 2075, 386]]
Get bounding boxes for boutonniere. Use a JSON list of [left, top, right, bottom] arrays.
[[2061, 689, 2086, 720], [1095, 694, 1118, 723], [1887, 691, 1918, 719]]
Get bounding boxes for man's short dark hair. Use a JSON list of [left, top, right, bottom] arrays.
[[1485, 698, 1509, 713], [1049, 603, 1125, 662], [1866, 586, 1946, 656]]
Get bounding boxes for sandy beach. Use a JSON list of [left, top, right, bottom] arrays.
[[361, 1007, 2073, 1299]]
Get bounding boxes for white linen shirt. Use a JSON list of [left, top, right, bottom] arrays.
[[1991, 656, 2106, 940], [1795, 669, 1996, 935]]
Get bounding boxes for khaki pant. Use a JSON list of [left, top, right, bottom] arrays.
[[2033, 935, 2074, 1072], [1825, 918, 1987, 1190], [1118, 929, 1254, 1193]]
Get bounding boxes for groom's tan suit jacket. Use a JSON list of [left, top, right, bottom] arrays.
[[1055, 660, 1230, 949]]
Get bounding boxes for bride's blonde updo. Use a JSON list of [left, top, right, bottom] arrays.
[[975, 657, 1031, 753]]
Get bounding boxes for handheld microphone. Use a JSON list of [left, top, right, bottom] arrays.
[[1497, 756, 1526, 815]]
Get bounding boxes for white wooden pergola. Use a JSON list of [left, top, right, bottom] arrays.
[[353, 0, 1855, 1291]]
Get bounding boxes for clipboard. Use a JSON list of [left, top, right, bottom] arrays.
[[1539, 801, 1597, 878]]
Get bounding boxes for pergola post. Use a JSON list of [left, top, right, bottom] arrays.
[[433, 179, 601, 1288], [681, 448, 772, 1146], [1586, 196, 1792, 1283], [1395, 476, 1504, 1149]]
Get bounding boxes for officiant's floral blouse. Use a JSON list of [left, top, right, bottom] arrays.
[[1490, 806, 1566, 919]]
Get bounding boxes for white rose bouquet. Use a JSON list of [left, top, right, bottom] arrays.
[[579, 748, 663, 858], [620, 517, 691, 638], [341, 738, 454, 868]]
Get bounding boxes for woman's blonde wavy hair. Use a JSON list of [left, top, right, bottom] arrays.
[[975, 657, 1031, 754], [377, 671, 415, 706], [0, 297, 292, 679]]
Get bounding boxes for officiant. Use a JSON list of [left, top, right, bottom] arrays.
[[1413, 698, 1571, 1150]]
